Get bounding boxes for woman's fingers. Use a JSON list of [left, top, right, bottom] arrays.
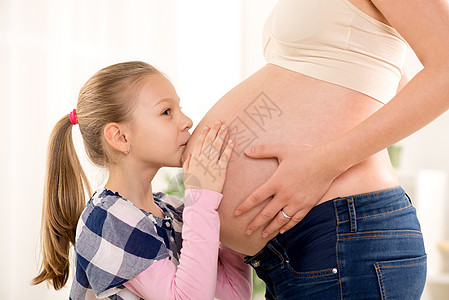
[[234, 183, 277, 217], [243, 194, 285, 235], [244, 143, 284, 159], [263, 208, 306, 237], [278, 210, 307, 234], [259, 209, 294, 238], [244, 194, 307, 237], [235, 143, 336, 237]]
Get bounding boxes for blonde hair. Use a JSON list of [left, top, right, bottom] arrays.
[[33, 61, 161, 289]]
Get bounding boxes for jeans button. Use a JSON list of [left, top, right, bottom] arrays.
[[252, 260, 260, 268], [332, 268, 338, 274]]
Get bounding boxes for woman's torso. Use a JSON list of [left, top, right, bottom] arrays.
[[183, 0, 401, 255]]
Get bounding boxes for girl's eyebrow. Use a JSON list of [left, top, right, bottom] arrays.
[[153, 97, 181, 107]]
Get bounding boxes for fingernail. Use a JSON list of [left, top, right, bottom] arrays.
[[262, 232, 268, 238], [234, 209, 241, 216], [245, 147, 254, 155], [246, 229, 253, 235], [204, 126, 209, 131], [280, 229, 285, 234], [215, 120, 221, 125], [228, 139, 233, 144], [221, 124, 226, 130]]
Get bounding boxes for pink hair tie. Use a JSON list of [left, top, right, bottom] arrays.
[[69, 109, 78, 125]]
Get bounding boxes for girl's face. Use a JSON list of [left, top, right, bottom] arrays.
[[127, 74, 193, 169]]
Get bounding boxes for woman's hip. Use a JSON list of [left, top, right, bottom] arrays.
[[316, 150, 400, 205], [245, 187, 427, 299]]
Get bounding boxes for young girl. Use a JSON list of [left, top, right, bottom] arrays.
[[32, 61, 252, 300]]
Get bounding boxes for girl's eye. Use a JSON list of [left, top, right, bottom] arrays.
[[162, 109, 171, 116]]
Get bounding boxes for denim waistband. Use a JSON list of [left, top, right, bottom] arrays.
[[245, 186, 409, 268], [333, 186, 410, 226]]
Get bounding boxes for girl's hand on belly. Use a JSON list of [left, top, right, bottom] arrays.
[[183, 120, 234, 193], [234, 142, 344, 237]]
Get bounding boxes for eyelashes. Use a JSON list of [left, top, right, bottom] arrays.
[[162, 108, 171, 116], [161, 106, 182, 116]]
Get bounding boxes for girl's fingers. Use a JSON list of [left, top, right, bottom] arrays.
[[203, 120, 222, 158], [182, 153, 192, 173], [217, 138, 234, 168], [193, 126, 210, 157], [211, 124, 228, 161]]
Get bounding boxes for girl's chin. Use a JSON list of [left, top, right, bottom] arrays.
[[165, 160, 182, 168], [174, 155, 184, 168]]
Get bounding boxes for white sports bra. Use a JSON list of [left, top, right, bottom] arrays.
[[262, 0, 408, 103]]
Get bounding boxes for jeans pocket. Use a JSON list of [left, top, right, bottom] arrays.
[[287, 264, 339, 279], [374, 255, 427, 300], [277, 264, 339, 299]]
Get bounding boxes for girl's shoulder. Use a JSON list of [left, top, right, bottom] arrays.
[[77, 188, 166, 246], [79, 189, 184, 229], [85, 188, 129, 210], [153, 192, 184, 208], [81, 188, 147, 224], [73, 189, 174, 299], [152, 192, 184, 234], [153, 192, 184, 215]]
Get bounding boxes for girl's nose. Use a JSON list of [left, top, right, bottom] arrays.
[[182, 113, 193, 131]]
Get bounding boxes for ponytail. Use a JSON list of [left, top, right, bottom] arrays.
[[33, 115, 91, 290], [33, 61, 161, 290]]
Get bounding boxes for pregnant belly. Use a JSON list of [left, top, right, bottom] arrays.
[[183, 64, 399, 255]]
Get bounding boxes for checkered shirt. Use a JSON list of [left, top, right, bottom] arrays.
[[69, 188, 184, 300]]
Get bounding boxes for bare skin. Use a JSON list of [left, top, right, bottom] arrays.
[[183, 64, 398, 255], [184, 0, 449, 255]]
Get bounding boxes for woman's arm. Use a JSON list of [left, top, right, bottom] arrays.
[[336, 0, 449, 167], [235, 0, 449, 237], [397, 69, 409, 93]]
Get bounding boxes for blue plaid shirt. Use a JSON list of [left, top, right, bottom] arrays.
[[69, 188, 184, 300]]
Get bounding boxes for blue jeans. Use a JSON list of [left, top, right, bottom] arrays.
[[245, 187, 427, 299]]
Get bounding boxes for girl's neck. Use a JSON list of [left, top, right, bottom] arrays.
[[105, 164, 164, 218]]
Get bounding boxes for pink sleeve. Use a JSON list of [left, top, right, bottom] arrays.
[[124, 189, 251, 300], [216, 244, 253, 300]]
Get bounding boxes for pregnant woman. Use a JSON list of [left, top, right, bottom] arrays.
[[184, 0, 449, 298]]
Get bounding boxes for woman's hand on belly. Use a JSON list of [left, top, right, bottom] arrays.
[[181, 64, 399, 254], [234, 142, 345, 237]]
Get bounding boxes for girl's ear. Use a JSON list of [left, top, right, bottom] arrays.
[[104, 123, 129, 154]]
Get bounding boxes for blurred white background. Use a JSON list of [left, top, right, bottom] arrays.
[[1, 0, 448, 299]]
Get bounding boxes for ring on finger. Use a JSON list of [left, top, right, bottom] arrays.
[[280, 209, 292, 219]]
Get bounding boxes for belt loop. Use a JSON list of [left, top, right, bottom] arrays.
[[347, 197, 357, 233], [267, 239, 287, 269]]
